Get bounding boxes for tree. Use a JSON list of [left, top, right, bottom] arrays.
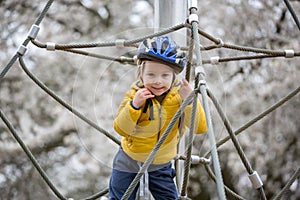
[[0, 0, 299, 199]]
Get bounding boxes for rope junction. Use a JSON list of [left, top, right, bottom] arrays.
[[0, 0, 299, 199]]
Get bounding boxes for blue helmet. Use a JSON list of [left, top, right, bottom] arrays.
[[137, 36, 186, 74]]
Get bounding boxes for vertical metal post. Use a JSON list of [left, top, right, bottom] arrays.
[[154, 0, 187, 46], [154, 0, 188, 193]]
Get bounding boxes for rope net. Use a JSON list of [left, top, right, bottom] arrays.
[[0, 0, 299, 199]]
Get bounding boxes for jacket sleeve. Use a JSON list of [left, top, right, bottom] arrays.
[[113, 89, 142, 137], [183, 99, 208, 134]]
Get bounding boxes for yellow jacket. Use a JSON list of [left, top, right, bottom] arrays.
[[114, 80, 207, 165]]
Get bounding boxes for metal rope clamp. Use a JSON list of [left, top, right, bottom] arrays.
[[248, 171, 263, 189], [28, 25, 40, 39], [46, 42, 56, 51], [188, 13, 199, 24], [216, 38, 224, 48], [285, 49, 294, 58], [115, 39, 125, 48], [17, 45, 27, 56], [191, 155, 210, 165], [133, 55, 138, 64], [195, 65, 205, 76], [210, 56, 220, 65]]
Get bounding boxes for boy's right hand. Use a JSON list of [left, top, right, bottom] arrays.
[[132, 88, 155, 108]]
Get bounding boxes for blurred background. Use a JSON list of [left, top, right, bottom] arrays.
[[0, 0, 299, 199]]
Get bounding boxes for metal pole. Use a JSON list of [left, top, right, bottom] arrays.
[[154, 0, 188, 194]]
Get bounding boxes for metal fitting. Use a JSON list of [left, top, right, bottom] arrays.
[[115, 39, 125, 48], [285, 49, 294, 58], [195, 65, 205, 76], [210, 56, 220, 65], [28, 25, 40, 39], [46, 42, 56, 51], [17, 45, 27, 56], [120, 56, 130, 63], [198, 79, 206, 86], [191, 155, 210, 164], [188, 13, 199, 24], [248, 171, 263, 189], [188, 0, 198, 10], [133, 55, 138, 64], [216, 38, 224, 47]]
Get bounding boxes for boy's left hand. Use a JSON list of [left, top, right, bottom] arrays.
[[179, 78, 193, 101]]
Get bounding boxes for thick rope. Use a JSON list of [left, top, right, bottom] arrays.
[[273, 167, 300, 200], [283, 0, 300, 31], [62, 49, 135, 65], [206, 88, 267, 199], [213, 85, 300, 151], [18, 57, 121, 145], [190, 6, 227, 200], [121, 92, 196, 200], [1, 107, 111, 200], [0, 1, 299, 199], [174, 32, 195, 192], [0, 54, 20, 79], [204, 164, 246, 200], [180, 82, 199, 197], [202, 53, 300, 65], [31, 23, 185, 50], [0, 109, 67, 200], [185, 35, 194, 81], [82, 187, 109, 200]]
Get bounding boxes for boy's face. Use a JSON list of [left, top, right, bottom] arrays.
[[142, 61, 174, 96]]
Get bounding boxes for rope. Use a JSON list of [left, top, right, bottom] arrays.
[[62, 49, 135, 65], [18, 57, 121, 145], [1, 1, 299, 199], [30, 23, 185, 50], [206, 88, 267, 199], [190, 6, 227, 200], [0, 109, 67, 200], [0, 54, 20, 79], [283, 0, 300, 31], [204, 164, 246, 200], [185, 35, 194, 81], [121, 92, 196, 200], [180, 82, 199, 196], [202, 53, 300, 65], [0, 0, 54, 79], [213, 85, 300, 151], [82, 187, 109, 200], [273, 167, 300, 200]]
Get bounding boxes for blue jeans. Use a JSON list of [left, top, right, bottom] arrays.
[[109, 148, 178, 200]]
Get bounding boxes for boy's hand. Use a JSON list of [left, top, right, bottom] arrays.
[[179, 79, 192, 101], [132, 88, 155, 108]]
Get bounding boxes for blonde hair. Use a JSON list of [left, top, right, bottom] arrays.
[[136, 60, 145, 80]]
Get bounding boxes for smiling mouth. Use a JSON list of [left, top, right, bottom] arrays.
[[152, 86, 164, 90]]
